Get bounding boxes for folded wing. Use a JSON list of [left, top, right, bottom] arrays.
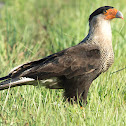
[[0, 43, 101, 90]]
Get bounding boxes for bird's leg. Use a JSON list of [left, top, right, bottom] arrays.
[[64, 88, 84, 105], [66, 89, 87, 106], [79, 91, 88, 107], [80, 84, 91, 105]]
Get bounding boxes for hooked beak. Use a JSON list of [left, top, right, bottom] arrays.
[[116, 11, 123, 19], [104, 8, 123, 20]]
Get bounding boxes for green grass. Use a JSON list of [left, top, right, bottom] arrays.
[[0, 0, 126, 125]]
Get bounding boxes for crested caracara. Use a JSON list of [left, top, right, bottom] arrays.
[[0, 6, 123, 104]]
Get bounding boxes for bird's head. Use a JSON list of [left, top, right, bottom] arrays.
[[86, 6, 123, 44], [89, 6, 123, 22]]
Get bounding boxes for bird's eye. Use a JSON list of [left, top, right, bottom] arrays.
[[104, 10, 107, 13]]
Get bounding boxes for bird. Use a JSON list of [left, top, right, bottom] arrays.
[[0, 6, 123, 104]]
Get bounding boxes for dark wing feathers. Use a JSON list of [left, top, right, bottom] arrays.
[[9, 53, 58, 78], [7, 44, 101, 80]]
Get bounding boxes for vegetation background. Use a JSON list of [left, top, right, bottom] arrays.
[[0, 0, 126, 125]]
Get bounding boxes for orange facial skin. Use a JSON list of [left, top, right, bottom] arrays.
[[104, 8, 119, 20]]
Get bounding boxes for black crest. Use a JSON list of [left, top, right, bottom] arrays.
[[89, 6, 114, 22]]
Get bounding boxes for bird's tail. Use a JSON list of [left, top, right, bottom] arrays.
[[0, 76, 61, 90], [0, 60, 40, 90], [0, 74, 36, 90], [0, 54, 62, 90]]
